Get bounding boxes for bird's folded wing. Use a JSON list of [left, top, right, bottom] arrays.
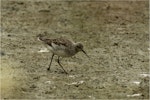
[[46, 38, 72, 48], [51, 42, 67, 50]]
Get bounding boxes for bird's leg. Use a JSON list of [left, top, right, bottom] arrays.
[[47, 53, 54, 71], [57, 56, 68, 74]]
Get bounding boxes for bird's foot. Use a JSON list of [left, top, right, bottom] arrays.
[[64, 71, 68, 74], [47, 68, 50, 71]]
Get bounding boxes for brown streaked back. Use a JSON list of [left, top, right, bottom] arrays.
[[39, 37, 73, 48]]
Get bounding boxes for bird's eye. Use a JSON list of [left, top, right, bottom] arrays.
[[78, 46, 82, 49]]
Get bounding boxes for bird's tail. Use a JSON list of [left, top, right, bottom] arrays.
[[37, 34, 45, 41], [37, 34, 52, 46]]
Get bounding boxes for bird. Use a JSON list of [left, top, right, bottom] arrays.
[[38, 34, 89, 74]]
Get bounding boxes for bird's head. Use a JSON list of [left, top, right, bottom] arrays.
[[75, 42, 89, 58]]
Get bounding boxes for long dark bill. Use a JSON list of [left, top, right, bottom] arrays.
[[82, 49, 90, 58]]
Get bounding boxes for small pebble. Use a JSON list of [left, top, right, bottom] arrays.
[[0, 51, 5, 56], [7, 34, 11, 37]]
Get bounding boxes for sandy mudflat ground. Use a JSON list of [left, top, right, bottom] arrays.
[[1, 0, 149, 99]]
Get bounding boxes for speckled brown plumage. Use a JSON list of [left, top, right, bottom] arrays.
[[37, 34, 89, 74]]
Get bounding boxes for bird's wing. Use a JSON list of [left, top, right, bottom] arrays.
[[43, 38, 73, 50]]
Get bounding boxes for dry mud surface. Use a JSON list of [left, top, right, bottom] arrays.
[[1, 0, 149, 99]]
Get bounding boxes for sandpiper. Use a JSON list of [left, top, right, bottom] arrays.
[[38, 34, 89, 74]]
